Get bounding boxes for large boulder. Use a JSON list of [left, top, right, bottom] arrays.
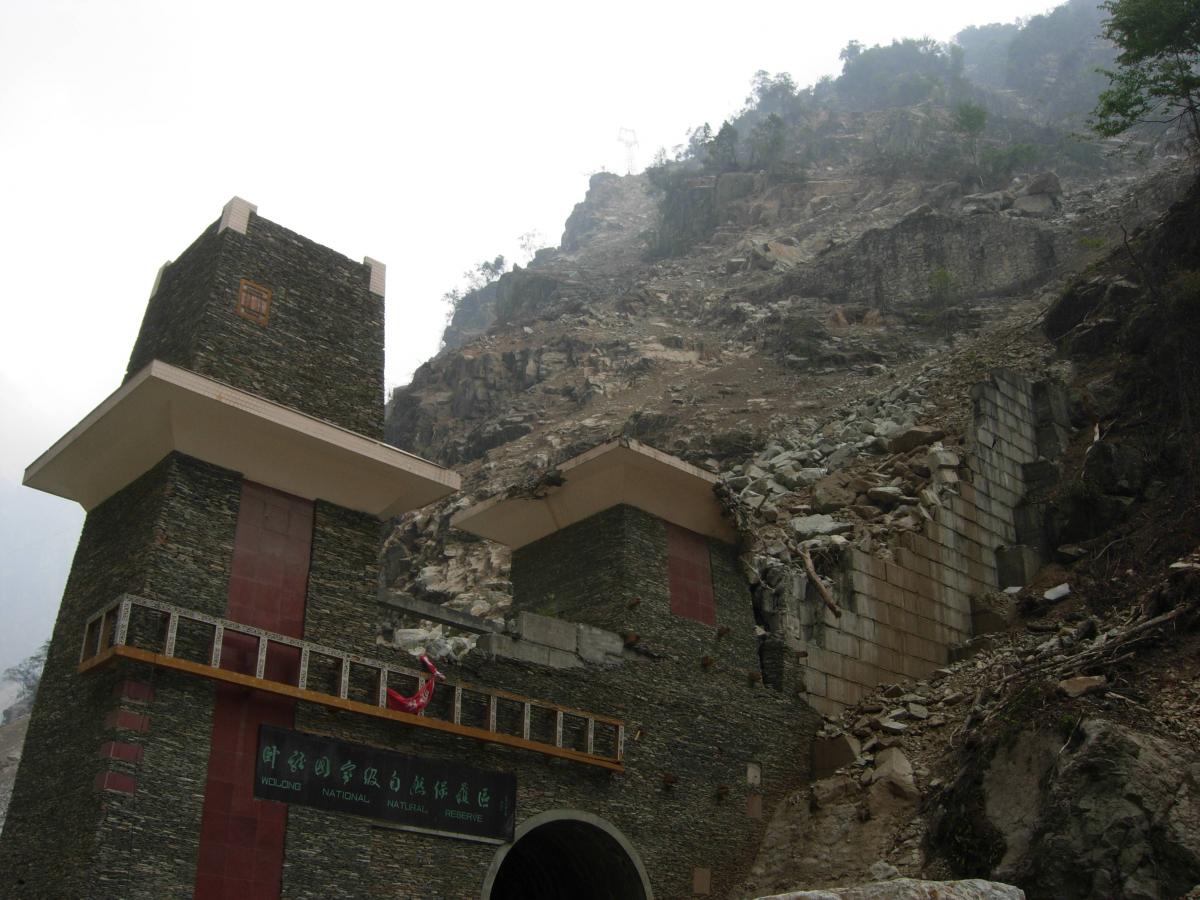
[[960, 719, 1200, 899], [1022, 172, 1062, 196]]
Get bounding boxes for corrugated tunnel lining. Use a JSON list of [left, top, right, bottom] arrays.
[[488, 819, 648, 899]]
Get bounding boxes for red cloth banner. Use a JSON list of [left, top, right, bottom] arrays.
[[386, 654, 444, 713]]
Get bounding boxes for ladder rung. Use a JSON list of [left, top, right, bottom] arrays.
[[255, 637, 268, 680], [164, 612, 178, 658], [115, 598, 132, 646], [211, 625, 224, 668]]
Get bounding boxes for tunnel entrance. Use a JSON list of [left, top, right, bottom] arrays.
[[483, 812, 651, 900]]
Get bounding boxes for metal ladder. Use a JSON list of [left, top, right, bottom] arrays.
[[79, 594, 624, 771]]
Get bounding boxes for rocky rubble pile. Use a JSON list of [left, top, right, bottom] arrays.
[[749, 550, 1200, 898]]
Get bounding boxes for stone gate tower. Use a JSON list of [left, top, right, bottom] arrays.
[[1, 198, 821, 900], [0, 198, 459, 897]]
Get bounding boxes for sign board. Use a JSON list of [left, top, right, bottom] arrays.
[[254, 724, 516, 843]]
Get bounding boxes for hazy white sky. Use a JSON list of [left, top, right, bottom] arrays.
[[0, 0, 1065, 671]]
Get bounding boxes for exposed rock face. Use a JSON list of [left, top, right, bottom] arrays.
[[778, 211, 1062, 308], [755, 880, 1025, 900], [973, 720, 1200, 900]]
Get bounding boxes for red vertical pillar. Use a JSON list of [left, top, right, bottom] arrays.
[[194, 483, 313, 899], [666, 523, 716, 626]]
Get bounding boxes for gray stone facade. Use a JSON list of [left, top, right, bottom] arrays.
[[1, 204, 819, 900], [0, 454, 238, 896], [280, 503, 819, 899], [125, 213, 384, 438]]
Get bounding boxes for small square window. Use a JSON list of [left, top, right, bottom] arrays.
[[236, 279, 272, 326]]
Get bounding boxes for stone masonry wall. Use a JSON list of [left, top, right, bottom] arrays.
[[0, 454, 241, 897], [126, 213, 384, 438], [278, 503, 819, 899], [800, 370, 1046, 715]]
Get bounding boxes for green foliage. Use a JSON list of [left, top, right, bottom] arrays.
[[953, 101, 988, 165], [687, 123, 714, 160], [1092, 0, 1200, 149], [707, 121, 740, 171], [750, 113, 786, 168], [746, 71, 798, 118], [442, 255, 508, 323], [954, 0, 1114, 125], [837, 37, 967, 110], [980, 141, 1042, 178], [953, 102, 988, 136], [954, 22, 1021, 88]]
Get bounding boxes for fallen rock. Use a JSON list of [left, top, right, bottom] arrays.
[[872, 746, 920, 801], [813, 474, 856, 512], [888, 426, 946, 454], [867, 860, 900, 881], [1058, 675, 1106, 698], [754, 877, 1026, 899], [1023, 171, 1063, 196], [1043, 583, 1071, 602]]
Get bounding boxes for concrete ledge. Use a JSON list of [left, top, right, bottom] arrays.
[[514, 612, 577, 653], [476, 633, 582, 669], [379, 593, 502, 634]]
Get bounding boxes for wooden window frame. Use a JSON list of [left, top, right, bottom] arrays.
[[236, 278, 272, 326]]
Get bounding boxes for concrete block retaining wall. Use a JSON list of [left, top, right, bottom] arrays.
[[801, 370, 1047, 715]]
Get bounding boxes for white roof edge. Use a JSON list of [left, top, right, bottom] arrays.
[[24, 360, 460, 516], [450, 438, 732, 548]]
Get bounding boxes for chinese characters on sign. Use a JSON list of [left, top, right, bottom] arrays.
[[254, 725, 516, 842]]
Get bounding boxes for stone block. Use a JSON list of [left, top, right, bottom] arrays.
[[812, 733, 862, 778], [514, 611, 578, 653], [576, 624, 624, 664]]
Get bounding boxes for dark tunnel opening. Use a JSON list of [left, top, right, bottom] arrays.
[[487, 818, 648, 900]]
